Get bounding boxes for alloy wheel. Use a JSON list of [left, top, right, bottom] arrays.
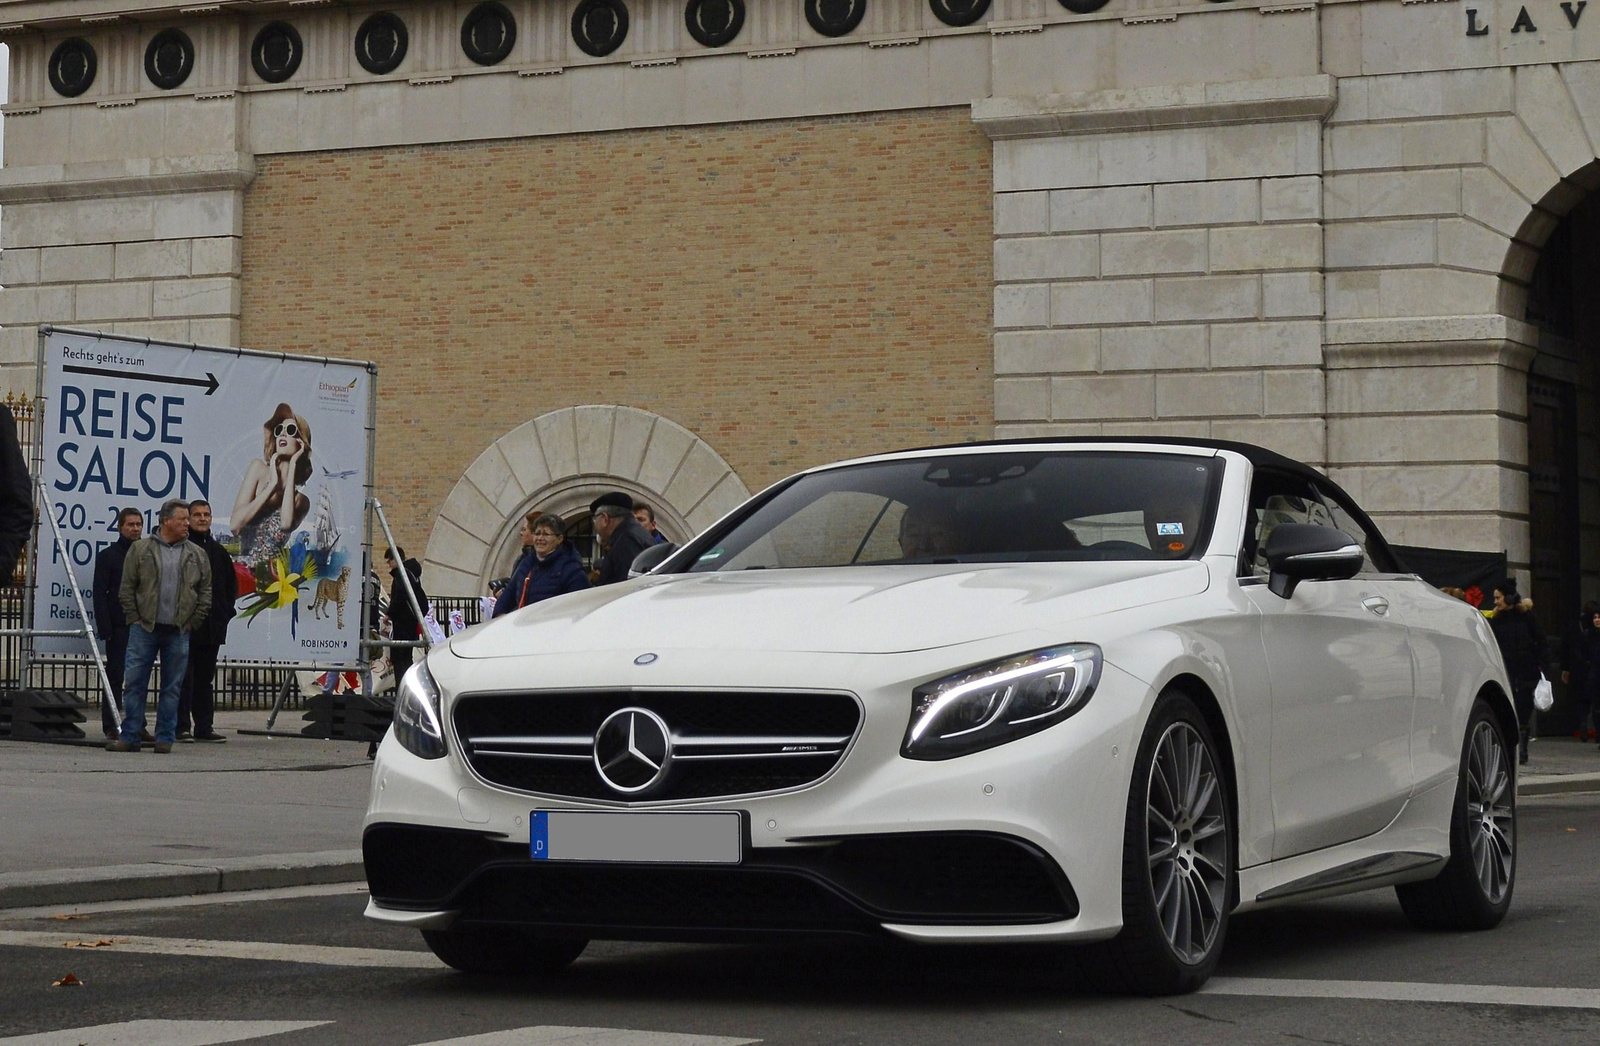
[[1466, 719, 1514, 904], [1146, 721, 1228, 964]]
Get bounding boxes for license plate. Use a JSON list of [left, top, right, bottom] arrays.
[[529, 810, 742, 864]]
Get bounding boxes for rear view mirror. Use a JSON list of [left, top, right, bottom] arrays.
[[629, 542, 679, 578], [1263, 523, 1364, 599]]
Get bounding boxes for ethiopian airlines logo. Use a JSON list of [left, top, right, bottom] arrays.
[[316, 376, 358, 405]]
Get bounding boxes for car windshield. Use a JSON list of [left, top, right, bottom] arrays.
[[687, 451, 1222, 571]]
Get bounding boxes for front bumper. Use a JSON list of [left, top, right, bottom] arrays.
[[364, 822, 1078, 941], [364, 650, 1152, 943]]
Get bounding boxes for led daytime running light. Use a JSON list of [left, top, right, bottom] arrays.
[[909, 651, 1087, 743]]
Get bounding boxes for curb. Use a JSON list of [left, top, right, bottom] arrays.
[[1519, 772, 1600, 797], [0, 849, 364, 910]]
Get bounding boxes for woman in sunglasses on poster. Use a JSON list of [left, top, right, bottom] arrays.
[[231, 402, 313, 565]]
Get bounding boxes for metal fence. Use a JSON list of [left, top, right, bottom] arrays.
[[1, 582, 486, 713]]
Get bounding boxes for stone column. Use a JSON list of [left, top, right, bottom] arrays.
[[0, 153, 253, 394], [975, 75, 1336, 467]]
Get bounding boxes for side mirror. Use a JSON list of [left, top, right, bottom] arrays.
[[628, 542, 679, 578], [1263, 523, 1364, 599]]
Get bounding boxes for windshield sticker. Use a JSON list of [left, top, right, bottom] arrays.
[[1157, 523, 1184, 536]]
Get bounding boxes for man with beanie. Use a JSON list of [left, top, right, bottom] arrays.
[[590, 491, 654, 586], [177, 498, 238, 742]]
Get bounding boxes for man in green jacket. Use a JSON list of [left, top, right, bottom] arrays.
[[108, 499, 211, 754]]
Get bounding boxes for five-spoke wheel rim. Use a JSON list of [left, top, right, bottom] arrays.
[[1146, 721, 1229, 964], [1466, 719, 1514, 904]]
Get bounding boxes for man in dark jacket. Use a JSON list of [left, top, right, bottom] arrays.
[[384, 547, 427, 682], [1489, 580, 1550, 765], [92, 507, 144, 739], [177, 498, 238, 742], [0, 402, 32, 585], [590, 492, 654, 586]]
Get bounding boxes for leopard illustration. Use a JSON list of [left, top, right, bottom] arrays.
[[311, 565, 351, 628]]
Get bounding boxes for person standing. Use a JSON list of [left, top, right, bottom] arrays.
[[492, 515, 590, 616], [177, 498, 238, 742], [0, 400, 32, 584], [1563, 601, 1600, 744], [109, 499, 211, 754], [1487, 581, 1550, 766], [384, 547, 427, 682], [590, 492, 653, 586], [633, 502, 667, 544], [92, 508, 144, 740]]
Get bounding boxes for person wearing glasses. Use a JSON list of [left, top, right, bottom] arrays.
[[230, 402, 313, 565], [491, 514, 590, 617]]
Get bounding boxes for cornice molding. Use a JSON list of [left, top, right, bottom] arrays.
[[972, 74, 1338, 139], [0, 152, 256, 203]]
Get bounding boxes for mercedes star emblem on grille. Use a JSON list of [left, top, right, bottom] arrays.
[[593, 707, 672, 794]]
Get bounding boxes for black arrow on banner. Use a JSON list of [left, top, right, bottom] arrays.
[[63, 364, 220, 395]]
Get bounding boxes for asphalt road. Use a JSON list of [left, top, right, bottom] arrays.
[[1, 793, 1597, 1046]]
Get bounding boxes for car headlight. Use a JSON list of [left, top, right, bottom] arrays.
[[902, 644, 1101, 760], [392, 660, 447, 759]]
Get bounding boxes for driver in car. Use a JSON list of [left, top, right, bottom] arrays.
[[899, 503, 963, 560]]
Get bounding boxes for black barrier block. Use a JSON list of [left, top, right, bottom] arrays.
[[4, 690, 89, 742], [301, 692, 394, 742]]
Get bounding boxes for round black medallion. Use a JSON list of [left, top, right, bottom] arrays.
[[461, 1, 517, 66], [929, 0, 990, 26], [805, 0, 866, 37], [145, 28, 195, 90], [1057, 0, 1110, 12], [572, 0, 629, 57], [251, 22, 303, 83], [48, 38, 98, 98], [355, 12, 409, 75], [685, 0, 744, 47]]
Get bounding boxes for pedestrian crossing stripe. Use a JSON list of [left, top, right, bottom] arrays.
[[0, 1020, 328, 1046], [0, 1026, 755, 1046]]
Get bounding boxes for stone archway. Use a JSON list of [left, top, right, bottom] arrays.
[[422, 406, 751, 595]]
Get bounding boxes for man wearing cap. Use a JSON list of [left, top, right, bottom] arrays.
[[590, 492, 655, 586]]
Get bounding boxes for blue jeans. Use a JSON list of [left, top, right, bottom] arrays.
[[119, 623, 190, 747]]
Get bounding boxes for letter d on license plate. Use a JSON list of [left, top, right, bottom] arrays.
[[530, 810, 741, 864]]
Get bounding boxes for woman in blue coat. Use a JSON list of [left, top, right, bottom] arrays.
[[492, 514, 590, 617]]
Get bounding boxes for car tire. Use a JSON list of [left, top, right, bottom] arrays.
[[421, 927, 588, 975], [1395, 698, 1515, 931], [1091, 691, 1233, 995]]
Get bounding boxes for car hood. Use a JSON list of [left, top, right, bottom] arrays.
[[450, 561, 1211, 657]]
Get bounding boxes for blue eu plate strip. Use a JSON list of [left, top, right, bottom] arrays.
[[529, 811, 549, 860]]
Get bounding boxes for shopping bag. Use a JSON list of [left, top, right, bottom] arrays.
[[1533, 673, 1554, 712]]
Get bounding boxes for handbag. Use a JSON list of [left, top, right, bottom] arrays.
[[1533, 673, 1554, 712]]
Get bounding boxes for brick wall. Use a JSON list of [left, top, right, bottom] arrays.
[[239, 108, 995, 551]]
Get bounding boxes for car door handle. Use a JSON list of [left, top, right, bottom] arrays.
[[1361, 596, 1390, 617]]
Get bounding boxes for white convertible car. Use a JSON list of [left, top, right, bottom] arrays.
[[363, 439, 1516, 994]]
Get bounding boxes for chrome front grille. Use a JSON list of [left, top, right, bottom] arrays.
[[454, 690, 862, 801]]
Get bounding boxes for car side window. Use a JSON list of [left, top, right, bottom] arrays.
[[1240, 472, 1326, 577], [1310, 482, 1387, 574]]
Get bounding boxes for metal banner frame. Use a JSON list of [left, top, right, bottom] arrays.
[[24, 326, 399, 732]]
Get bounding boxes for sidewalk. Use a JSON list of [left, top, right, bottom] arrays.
[[1520, 734, 1600, 796], [0, 710, 371, 909]]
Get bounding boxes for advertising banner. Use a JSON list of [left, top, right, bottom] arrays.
[[34, 329, 373, 665]]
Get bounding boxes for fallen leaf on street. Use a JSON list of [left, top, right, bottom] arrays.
[[51, 973, 83, 987], [47, 914, 89, 921], [62, 940, 118, 948]]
